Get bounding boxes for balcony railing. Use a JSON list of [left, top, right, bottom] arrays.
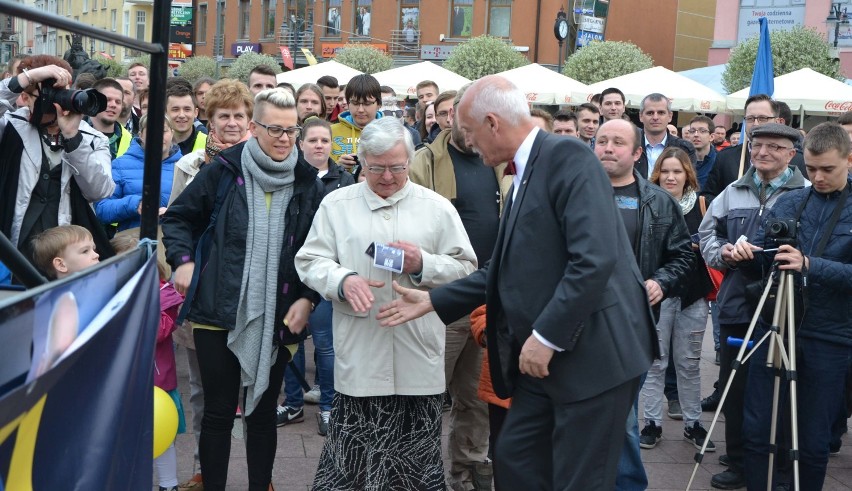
[[278, 27, 314, 54], [389, 29, 420, 56]]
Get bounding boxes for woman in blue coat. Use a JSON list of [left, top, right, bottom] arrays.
[[96, 114, 182, 231]]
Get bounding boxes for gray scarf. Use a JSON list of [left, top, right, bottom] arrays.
[[228, 137, 297, 416], [678, 189, 697, 215]]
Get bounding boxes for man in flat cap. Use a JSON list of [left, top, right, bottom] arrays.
[[697, 122, 809, 489]]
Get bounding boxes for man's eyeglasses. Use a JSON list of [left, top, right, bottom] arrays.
[[685, 128, 710, 135], [744, 115, 775, 124], [749, 142, 792, 153], [349, 99, 378, 109], [253, 121, 301, 139], [437, 110, 451, 118], [365, 163, 408, 175]]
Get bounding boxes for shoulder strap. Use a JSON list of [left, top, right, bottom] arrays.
[[176, 160, 237, 324], [699, 195, 707, 217], [813, 183, 850, 259]]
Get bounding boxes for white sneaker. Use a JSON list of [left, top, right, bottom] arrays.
[[304, 385, 321, 404]]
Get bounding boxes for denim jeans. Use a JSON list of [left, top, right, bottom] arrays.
[[283, 299, 335, 411], [642, 298, 708, 426], [743, 326, 852, 491], [615, 374, 647, 491]]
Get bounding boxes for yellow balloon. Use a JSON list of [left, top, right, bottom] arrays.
[[153, 386, 179, 459]]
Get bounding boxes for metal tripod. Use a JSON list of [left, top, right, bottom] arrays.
[[686, 267, 800, 491]]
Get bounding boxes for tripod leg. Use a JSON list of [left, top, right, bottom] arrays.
[[766, 273, 789, 491], [785, 272, 801, 490], [686, 271, 777, 491]]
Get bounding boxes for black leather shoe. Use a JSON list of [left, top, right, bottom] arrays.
[[711, 469, 745, 489], [702, 389, 722, 412]]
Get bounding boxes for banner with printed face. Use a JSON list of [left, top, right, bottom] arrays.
[[0, 251, 158, 490]]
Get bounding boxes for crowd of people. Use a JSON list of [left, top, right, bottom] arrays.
[[0, 52, 851, 491]]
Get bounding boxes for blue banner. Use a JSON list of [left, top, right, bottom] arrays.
[[0, 251, 158, 489], [750, 17, 774, 98]]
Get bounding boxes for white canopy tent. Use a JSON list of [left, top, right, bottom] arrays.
[[571, 66, 727, 113], [495, 63, 589, 105], [372, 62, 471, 98], [726, 68, 852, 116], [275, 60, 363, 89]]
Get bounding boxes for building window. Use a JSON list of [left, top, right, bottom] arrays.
[[325, 0, 341, 36], [136, 10, 146, 41], [58, 0, 63, 16], [110, 9, 116, 31], [262, 0, 276, 38], [450, 0, 473, 38], [239, 0, 250, 39], [488, 0, 511, 38], [400, 0, 419, 30], [198, 4, 208, 42], [355, 0, 370, 37], [123, 10, 129, 36], [66, 0, 70, 16], [101, 0, 106, 9], [82, 0, 88, 13], [285, 0, 313, 35]]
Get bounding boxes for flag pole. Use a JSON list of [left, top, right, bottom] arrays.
[[739, 16, 774, 179]]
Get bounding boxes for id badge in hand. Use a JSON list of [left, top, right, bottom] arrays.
[[365, 242, 405, 273]]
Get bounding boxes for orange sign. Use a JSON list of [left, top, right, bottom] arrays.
[[168, 43, 192, 60], [321, 43, 387, 58]]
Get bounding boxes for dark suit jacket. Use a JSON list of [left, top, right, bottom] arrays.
[[430, 131, 658, 404], [634, 131, 697, 179], [701, 143, 808, 202], [452, 8, 466, 36]]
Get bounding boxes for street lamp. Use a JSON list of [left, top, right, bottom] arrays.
[[827, 2, 849, 48]]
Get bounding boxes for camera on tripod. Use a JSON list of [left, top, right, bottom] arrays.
[[765, 218, 798, 247], [37, 78, 107, 117]]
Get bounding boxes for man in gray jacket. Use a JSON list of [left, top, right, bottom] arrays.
[[698, 123, 808, 489]]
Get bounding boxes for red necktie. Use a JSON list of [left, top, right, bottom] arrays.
[[504, 159, 516, 176]]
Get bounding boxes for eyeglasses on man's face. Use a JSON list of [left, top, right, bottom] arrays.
[[744, 115, 775, 124], [253, 120, 301, 139], [685, 127, 710, 135], [365, 163, 408, 175], [349, 99, 378, 109], [749, 142, 792, 153]]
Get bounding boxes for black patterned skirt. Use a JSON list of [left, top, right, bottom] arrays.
[[312, 393, 446, 491]]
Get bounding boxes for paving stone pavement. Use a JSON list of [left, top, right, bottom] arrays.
[[157, 322, 852, 490]]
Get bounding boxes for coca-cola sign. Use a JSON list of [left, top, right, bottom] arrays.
[[825, 101, 852, 111]]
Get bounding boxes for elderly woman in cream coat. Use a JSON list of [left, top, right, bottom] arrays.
[[295, 117, 477, 491]]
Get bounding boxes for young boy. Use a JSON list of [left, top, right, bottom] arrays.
[[31, 225, 100, 280]]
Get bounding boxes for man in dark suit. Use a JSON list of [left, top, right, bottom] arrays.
[[377, 75, 657, 490], [452, 6, 466, 36], [634, 92, 697, 179], [701, 94, 807, 202]]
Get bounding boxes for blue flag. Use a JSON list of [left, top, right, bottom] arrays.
[[750, 17, 774, 97]]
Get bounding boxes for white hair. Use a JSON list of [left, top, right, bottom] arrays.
[[466, 78, 529, 126], [357, 117, 415, 162]]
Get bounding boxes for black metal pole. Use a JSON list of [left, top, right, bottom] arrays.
[[139, 0, 171, 241], [0, 233, 46, 287]]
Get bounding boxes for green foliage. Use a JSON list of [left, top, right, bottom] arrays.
[[178, 56, 218, 84], [722, 26, 842, 94], [131, 54, 150, 71], [93, 55, 124, 78], [334, 44, 393, 74], [443, 35, 529, 80], [562, 41, 653, 84], [226, 52, 282, 84]]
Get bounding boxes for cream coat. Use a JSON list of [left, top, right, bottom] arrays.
[[295, 180, 477, 397]]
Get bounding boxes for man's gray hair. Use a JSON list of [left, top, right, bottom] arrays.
[[357, 117, 415, 163], [640, 92, 672, 112], [466, 79, 529, 126], [253, 88, 296, 120]]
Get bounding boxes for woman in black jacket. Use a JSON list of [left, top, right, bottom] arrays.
[[162, 88, 323, 491], [641, 146, 715, 451]]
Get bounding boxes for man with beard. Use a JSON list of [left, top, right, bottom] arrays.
[[409, 84, 512, 491]]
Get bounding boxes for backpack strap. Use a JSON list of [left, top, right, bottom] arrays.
[[176, 159, 237, 324], [699, 195, 707, 217]]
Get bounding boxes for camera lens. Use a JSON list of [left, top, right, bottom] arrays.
[[51, 88, 108, 117], [769, 221, 788, 236]]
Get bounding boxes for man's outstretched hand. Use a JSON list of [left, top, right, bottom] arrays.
[[377, 281, 434, 326]]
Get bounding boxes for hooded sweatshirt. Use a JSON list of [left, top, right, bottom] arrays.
[[330, 110, 382, 163]]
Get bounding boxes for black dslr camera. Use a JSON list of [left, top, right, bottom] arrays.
[[38, 78, 107, 117], [766, 218, 798, 246]]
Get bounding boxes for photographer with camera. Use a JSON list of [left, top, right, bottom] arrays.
[[0, 55, 113, 270], [729, 122, 852, 491], [698, 122, 808, 489]]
